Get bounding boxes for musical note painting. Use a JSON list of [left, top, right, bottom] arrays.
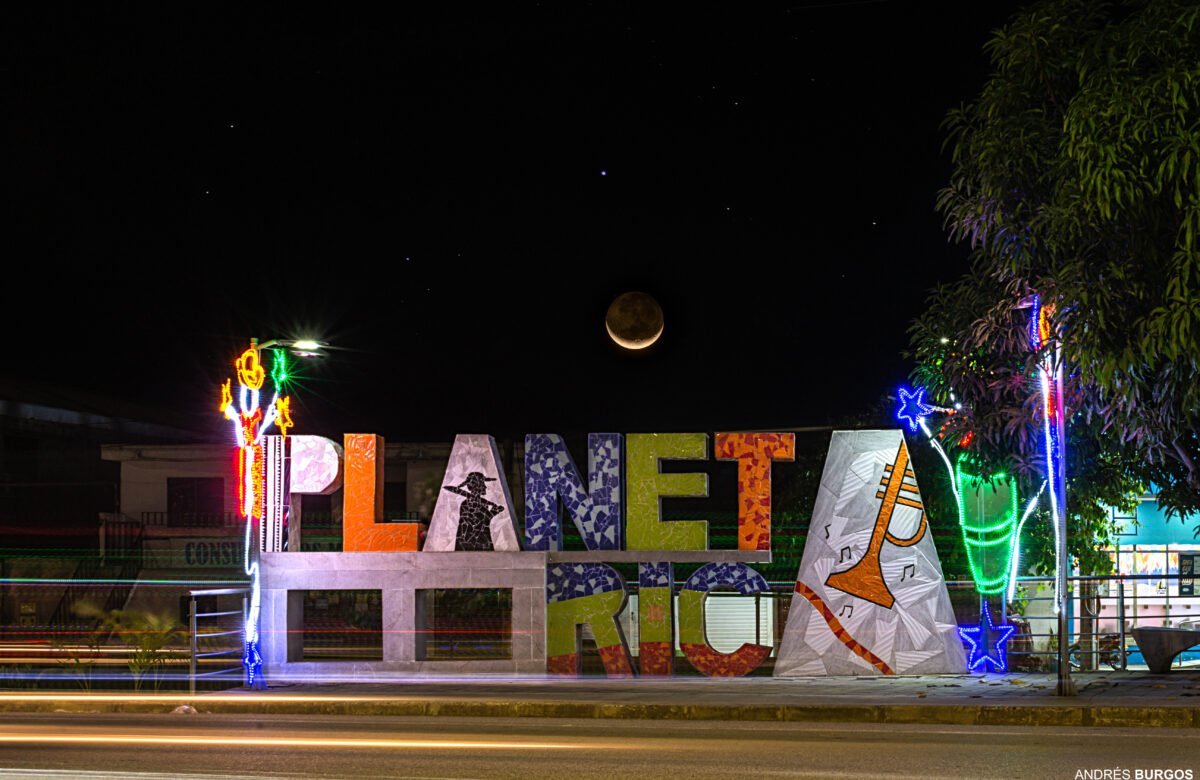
[[774, 430, 966, 676]]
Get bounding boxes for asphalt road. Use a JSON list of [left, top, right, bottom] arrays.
[[0, 712, 1196, 779]]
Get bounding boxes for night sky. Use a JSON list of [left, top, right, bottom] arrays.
[[7, 2, 1027, 443]]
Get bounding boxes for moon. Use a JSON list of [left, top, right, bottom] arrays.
[[605, 291, 664, 350]]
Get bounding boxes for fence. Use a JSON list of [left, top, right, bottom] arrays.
[[1005, 573, 1200, 672], [46, 515, 144, 631], [142, 512, 240, 529], [187, 587, 248, 693], [140, 573, 1200, 688]]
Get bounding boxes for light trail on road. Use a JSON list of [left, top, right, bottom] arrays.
[[0, 733, 593, 751], [0, 712, 1195, 779], [0, 693, 412, 704]]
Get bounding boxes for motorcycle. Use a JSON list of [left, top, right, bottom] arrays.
[[1067, 632, 1129, 671]]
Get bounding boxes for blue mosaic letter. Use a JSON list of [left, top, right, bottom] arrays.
[[524, 433, 622, 551]]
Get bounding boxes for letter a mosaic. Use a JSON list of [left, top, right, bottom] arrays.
[[774, 430, 965, 676]]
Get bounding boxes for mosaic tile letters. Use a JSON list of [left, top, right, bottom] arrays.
[[678, 562, 772, 677], [545, 563, 633, 677], [342, 434, 420, 552], [288, 435, 343, 495], [715, 432, 795, 551], [637, 562, 674, 676], [425, 434, 521, 552], [524, 433, 622, 551], [774, 430, 965, 676], [625, 433, 709, 550]]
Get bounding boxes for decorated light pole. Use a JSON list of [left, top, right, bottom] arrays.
[[899, 290, 1073, 684], [218, 339, 294, 688], [1029, 295, 1074, 695]]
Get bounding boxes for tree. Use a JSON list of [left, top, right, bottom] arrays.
[[910, 0, 1200, 567], [908, 268, 1142, 575], [934, 0, 1200, 516]]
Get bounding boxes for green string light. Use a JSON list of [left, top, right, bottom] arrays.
[[955, 456, 1019, 596], [271, 350, 290, 391]]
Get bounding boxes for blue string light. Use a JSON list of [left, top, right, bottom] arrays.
[[896, 386, 934, 432], [958, 600, 1016, 673]]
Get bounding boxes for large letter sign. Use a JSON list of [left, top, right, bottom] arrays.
[[774, 430, 965, 676], [637, 562, 674, 675], [343, 434, 421, 552], [247, 393, 966, 682]]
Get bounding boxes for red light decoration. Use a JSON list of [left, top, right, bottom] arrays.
[[218, 341, 295, 689]]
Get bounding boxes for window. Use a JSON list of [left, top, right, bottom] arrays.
[[3, 435, 38, 482], [300, 590, 382, 661], [166, 477, 225, 527], [418, 589, 512, 660]]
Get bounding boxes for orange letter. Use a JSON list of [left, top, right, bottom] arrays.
[[342, 434, 420, 552], [714, 433, 795, 551]]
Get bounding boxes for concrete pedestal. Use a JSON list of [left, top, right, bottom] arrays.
[[261, 551, 547, 678]]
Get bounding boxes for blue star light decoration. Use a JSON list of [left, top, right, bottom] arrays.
[[896, 386, 934, 432], [958, 601, 1016, 673], [244, 641, 264, 689]]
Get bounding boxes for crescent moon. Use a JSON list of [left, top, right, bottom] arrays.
[[606, 318, 664, 350], [605, 291, 664, 350]]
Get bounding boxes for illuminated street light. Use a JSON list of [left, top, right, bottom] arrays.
[[218, 337, 325, 689], [253, 337, 328, 359]]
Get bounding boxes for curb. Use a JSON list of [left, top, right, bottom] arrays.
[[2, 698, 1199, 728]]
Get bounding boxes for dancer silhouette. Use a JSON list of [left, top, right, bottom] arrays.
[[444, 472, 504, 551]]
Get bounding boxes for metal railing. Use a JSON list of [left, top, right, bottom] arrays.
[[613, 577, 1198, 676], [142, 512, 240, 528], [174, 576, 1195, 687], [999, 573, 1200, 673], [187, 587, 248, 694], [47, 517, 144, 630]]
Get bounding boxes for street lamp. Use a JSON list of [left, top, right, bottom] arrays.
[[218, 337, 324, 689], [252, 337, 327, 358]]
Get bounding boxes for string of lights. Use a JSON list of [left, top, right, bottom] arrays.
[[218, 343, 293, 689]]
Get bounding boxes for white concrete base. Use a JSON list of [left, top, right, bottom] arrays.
[[261, 551, 548, 677]]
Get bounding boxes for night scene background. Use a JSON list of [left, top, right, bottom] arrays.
[[7, 2, 1026, 442], [5, 8, 1200, 768]]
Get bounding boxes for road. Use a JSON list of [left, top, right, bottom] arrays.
[[0, 712, 1195, 779]]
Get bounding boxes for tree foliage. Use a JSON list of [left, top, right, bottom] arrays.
[[909, 0, 1199, 573], [909, 269, 1143, 575], [933, 0, 1200, 518]]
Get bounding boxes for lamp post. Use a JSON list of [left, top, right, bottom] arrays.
[[217, 336, 323, 688], [1027, 298, 1075, 696]]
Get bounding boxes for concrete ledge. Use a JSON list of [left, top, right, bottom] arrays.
[[1085, 706, 1198, 729], [976, 705, 1083, 727], [2, 696, 1199, 728]]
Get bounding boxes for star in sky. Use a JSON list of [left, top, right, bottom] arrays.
[[958, 601, 1016, 673], [896, 386, 933, 432]]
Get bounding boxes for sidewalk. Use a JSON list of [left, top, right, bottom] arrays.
[[3, 670, 1200, 728]]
